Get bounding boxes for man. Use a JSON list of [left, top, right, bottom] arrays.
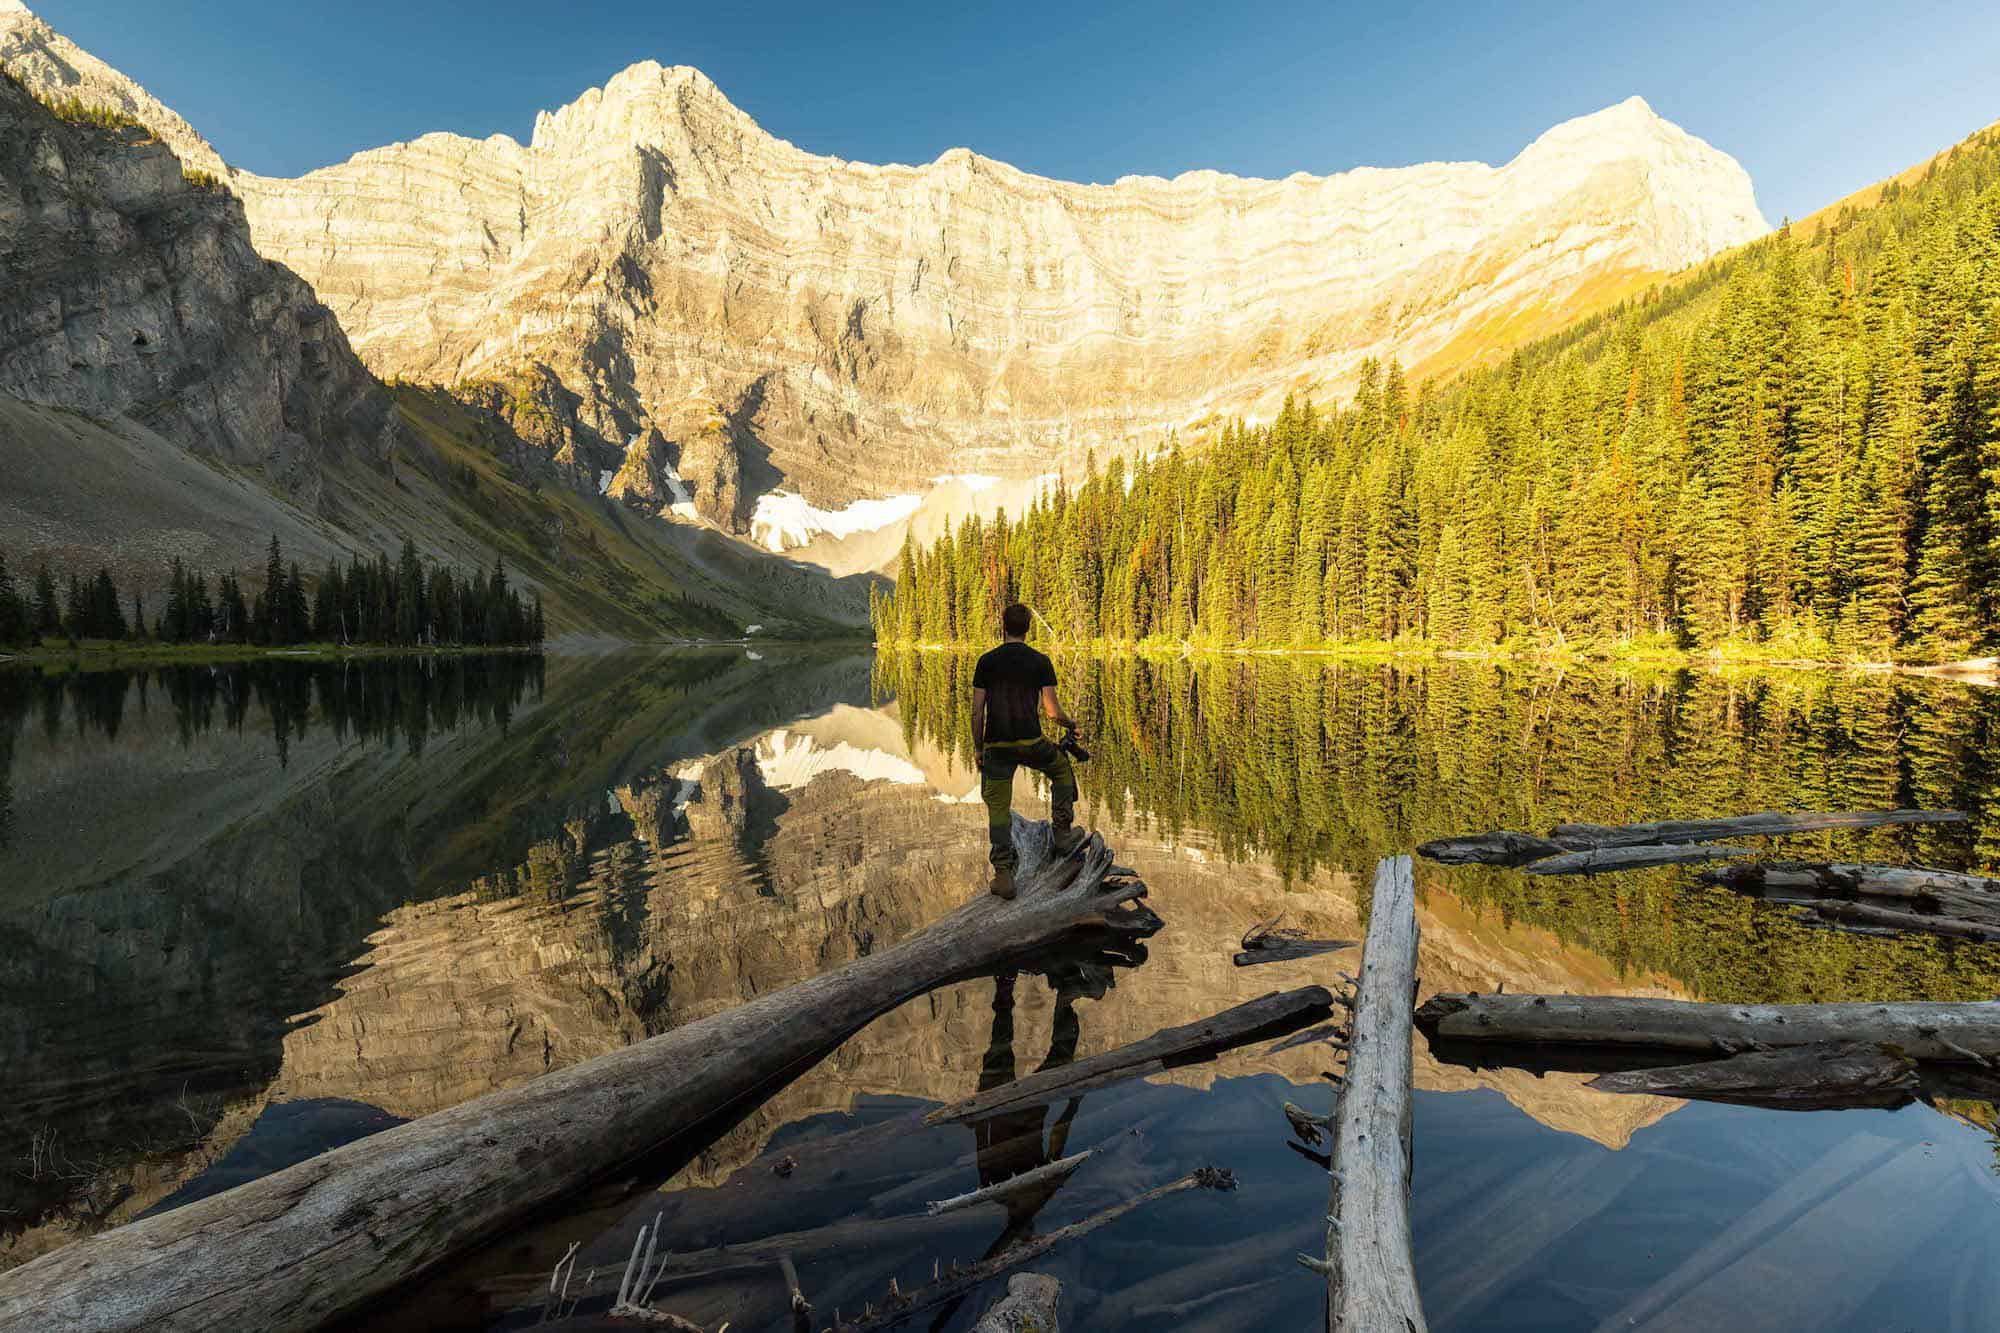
[[971, 602, 1084, 898]]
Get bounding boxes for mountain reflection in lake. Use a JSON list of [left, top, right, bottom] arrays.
[[4, 649, 2000, 1331]]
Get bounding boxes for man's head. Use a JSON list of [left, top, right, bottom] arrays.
[[1001, 603, 1031, 640]]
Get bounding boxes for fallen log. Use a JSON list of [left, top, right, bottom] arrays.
[[924, 985, 1334, 1125], [0, 819, 1147, 1333], [1308, 855, 1427, 1333], [1235, 938, 1355, 967], [970, 1273, 1063, 1333], [1694, 859, 2000, 941], [1417, 993, 2000, 1063], [1585, 1042, 1921, 1111], [1699, 861, 2000, 903], [828, 1168, 1236, 1332], [1416, 830, 1567, 866], [1522, 843, 1754, 876], [1236, 911, 1352, 966], [1781, 898, 2000, 942], [1547, 807, 1964, 850], [1421, 809, 1967, 867]]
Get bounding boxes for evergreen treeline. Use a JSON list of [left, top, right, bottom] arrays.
[[875, 127, 2000, 661], [878, 650, 2000, 1004], [0, 653, 543, 772], [0, 537, 545, 650]]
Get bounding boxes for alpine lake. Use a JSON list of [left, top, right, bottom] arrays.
[[5, 646, 2000, 1332]]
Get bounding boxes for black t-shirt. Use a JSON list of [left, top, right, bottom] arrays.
[[972, 641, 1057, 742]]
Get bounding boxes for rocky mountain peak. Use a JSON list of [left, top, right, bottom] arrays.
[[2, 12, 1773, 570], [0, 0, 228, 177]]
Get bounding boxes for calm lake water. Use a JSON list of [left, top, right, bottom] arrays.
[[4, 648, 2000, 1331]]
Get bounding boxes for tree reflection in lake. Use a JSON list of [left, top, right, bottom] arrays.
[[884, 651, 2000, 1002], [8, 648, 2000, 1331]]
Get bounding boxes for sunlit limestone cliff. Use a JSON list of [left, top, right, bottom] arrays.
[[0, 1, 1767, 573]]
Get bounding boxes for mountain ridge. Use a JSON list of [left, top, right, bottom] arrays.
[[0, 2, 1768, 577]]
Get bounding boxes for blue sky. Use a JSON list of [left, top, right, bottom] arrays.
[[26, 0, 2000, 224]]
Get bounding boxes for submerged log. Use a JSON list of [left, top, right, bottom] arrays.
[[1417, 993, 2000, 1063], [970, 1273, 1063, 1333], [1416, 830, 1567, 866], [926, 1151, 1093, 1216], [1585, 1042, 1921, 1111], [1523, 843, 1754, 876], [0, 819, 1147, 1333], [1315, 856, 1428, 1333], [829, 1168, 1235, 1332], [925, 985, 1334, 1124], [1547, 807, 1964, 850]]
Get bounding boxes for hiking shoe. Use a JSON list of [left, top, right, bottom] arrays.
[[1051, 826, 1087, 857], [988, 867, 1017, 900]]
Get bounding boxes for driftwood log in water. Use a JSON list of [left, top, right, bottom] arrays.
[[1701, 861, 2000, 902], [1234, 911, 1355, 967], [926, 1151, 1093, 1216], [970, 1273, 1063, 1333], [1547, 808, 1965, 849], [1523, 843, 1754, 877], [0, 819, 1148, 1333], [1698, 861, 2000, 941], [1308, 856, 1428, 1333], [1585, 1042, 1921, 1111], [1417, 993, 2000, 1063], [1780, 898, 2000, 942], [1415, 830, 1568, 866], [1235, 939, 1356, 966], [925, 986, 1334, 1125], [828, 1169, 1235, 1332], [1420, 808, 1965, 868]]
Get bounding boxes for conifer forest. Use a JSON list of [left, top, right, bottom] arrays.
[[875, 129, 2000, 661]]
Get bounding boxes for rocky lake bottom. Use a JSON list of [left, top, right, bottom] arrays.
[[4, 647, 1999, 1331]]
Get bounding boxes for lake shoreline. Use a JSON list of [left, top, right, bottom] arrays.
[[873, 638, 2000, 684]]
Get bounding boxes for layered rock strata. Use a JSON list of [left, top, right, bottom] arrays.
[[0, 2, 1768, 545]]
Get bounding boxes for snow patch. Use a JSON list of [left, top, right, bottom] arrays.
[[755, 729, 928, 790], [751, 491, 923, 553], [598, 469, 614, 495], [745, 650, 763, 660]]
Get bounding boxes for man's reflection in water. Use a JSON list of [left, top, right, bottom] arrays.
[[970, 961, 1112, 1254], [927, 963, 1110, 1333]]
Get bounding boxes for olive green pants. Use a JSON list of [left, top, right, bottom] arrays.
[[979, 737, 1077, 870]]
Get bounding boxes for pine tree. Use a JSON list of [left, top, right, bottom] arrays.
[[31, 563, 59, 642]]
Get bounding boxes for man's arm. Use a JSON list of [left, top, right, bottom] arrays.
[[971, 686, 988, 754], [1040, 685, 1078, 734]]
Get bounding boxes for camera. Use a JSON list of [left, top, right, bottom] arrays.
[[1059, 728, 1090, 763]]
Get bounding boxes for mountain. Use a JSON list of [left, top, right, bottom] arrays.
[[0, 19, 865, 636], [875, 119, 2000, 660], [0, 2, 1766, 577]]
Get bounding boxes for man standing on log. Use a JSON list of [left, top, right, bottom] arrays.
[[973, 603, 1084, 898]]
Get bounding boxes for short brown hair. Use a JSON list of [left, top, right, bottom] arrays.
[[1002, 603, 1032, 637]]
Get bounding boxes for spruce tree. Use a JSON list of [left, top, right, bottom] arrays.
[[31, 563, 59, 642], [0, 555, 25, 647]]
